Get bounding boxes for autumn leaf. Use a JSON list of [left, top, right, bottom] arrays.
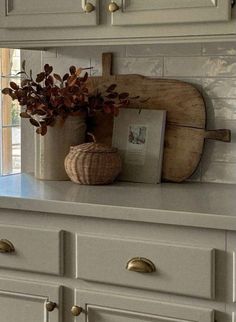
[[83, 72, 88, 82], [106, 92, 118, 99], [53, 73, 62, 82], [35, 109, 47, 116], [30, 118, 39, 127], [63, 73, 69, 81], [10, 82, 19, 90], [36, 123, 47, 136], [20, 112, 31, 118], [69, 66, 76, 75], [1, 88, 12, 95], [119, 92, 129, 100], [44, 64, 53, 75], [45, 75, 54, 86], [106, 84, 117, 92], [36, 72, 45, 83]]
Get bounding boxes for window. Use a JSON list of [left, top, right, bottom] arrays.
[[0, 48, 21, 176]]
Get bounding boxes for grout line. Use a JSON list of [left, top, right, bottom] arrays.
[[125, 45, 128, 58], [225, 230, 229, 318], [200, 42, 203, 56], [163, 56, 166, 77], [89, 58, 92, 77], [40, 50, 43, 70], [161, 56, 164, 77]]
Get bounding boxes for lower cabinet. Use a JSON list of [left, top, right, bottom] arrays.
[[74, 289, 214, 322], [0, 278, 61, 322], [0, 208, 230, 322]]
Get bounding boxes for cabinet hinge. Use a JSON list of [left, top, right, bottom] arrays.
[[232, 0, 235, 8]]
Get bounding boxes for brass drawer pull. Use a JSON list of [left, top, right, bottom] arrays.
[[126, 257, 156, 273], [0, 239, 15, 253], [84, 2, 95, 13], [71, 305, 83, 316], [46, 301, 57, 312], [108, 2, 120, 13]]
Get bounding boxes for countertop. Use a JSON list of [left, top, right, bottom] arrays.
[[0, 173, 236, 230]]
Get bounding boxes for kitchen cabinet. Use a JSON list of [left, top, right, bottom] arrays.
[[0, 278, 60, 322], [110, 0, 231, 26], [0, 174, 236, 322], [0, 0, 235, 47], [0, 0, 98, 28], [75, 290, 214, 322]]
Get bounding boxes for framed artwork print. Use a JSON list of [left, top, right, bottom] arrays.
[[112, 108, 166, 184]]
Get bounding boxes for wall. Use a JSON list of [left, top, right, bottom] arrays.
[[21, 42, 236, 184]]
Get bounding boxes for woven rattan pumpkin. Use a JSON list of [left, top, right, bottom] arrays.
[[64, 142, 122, 185]]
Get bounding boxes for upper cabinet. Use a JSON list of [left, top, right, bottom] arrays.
[[0, 0, 235, 47], [110, 0, 231, 25], [0, 0, 98, 28]]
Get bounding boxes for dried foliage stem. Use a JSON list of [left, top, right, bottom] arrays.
[[2, 62, 136, 136]]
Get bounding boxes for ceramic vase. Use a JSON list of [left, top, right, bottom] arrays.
[[35, 115, 86, 180]]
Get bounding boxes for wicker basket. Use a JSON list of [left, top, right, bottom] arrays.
[[64, 142, 122, 185]]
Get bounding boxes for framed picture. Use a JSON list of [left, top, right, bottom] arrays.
[[112, 108, 166, 183]]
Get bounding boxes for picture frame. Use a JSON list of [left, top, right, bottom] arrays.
[[112, 108, 166, 184]]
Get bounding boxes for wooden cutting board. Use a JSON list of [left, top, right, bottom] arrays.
[[87, 53, 231, 182]]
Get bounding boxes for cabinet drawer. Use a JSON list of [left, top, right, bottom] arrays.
[[76, 234, 215, 299], [0, 225, 63, 275]]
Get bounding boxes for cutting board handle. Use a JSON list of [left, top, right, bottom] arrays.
[[205, 129, 231, 142], [102, 53, 112, 77]]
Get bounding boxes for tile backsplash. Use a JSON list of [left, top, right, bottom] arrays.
[[22, 42, 236, 184]]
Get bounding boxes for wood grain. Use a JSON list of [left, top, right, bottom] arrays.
[[88, 53, 231, 182]]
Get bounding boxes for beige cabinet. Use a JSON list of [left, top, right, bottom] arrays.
[[0, 0, 98, 28], [0, 0, 235, 46], [0, 224, 63, 275], [0, 205, 231, 322], [111, 0, 231, 26], [76, 233, 215, 299], [0, 278, 61, 322], [75, 289, 214, 322]]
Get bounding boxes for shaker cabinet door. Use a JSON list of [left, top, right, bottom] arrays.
[[110, 0, 231, 26], [75, 289, 214, 322], [0, 0, 98, 28], [0, 278, 61, 322]]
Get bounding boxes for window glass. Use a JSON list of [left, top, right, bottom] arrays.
[[0, 49, 21, 175]]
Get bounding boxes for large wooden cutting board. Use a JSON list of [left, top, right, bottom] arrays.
[[87, 53, 231, 182]]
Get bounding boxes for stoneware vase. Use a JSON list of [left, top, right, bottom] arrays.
[[35, 115, 86, 180]]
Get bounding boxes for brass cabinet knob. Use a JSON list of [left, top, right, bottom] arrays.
[[0, 239, 15, 253], [126, 257, 156, 273], [84, 2, 95, 13], [108, 2, 120, 13], [71, 305, 83, 316], [46, 301, 57, 312]]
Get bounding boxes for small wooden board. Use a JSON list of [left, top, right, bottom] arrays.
[[87, 53, 230, 182]]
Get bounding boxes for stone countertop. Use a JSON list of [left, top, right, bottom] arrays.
[[0, 173, 235, 230]]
